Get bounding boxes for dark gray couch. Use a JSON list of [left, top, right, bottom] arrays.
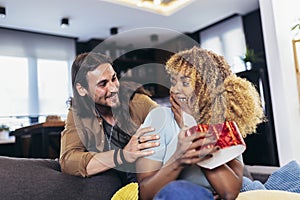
[[0, 155, 278, 200], [0, 156, 123, 200]]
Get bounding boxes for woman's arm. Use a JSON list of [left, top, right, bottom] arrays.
[[202, 159, 244, 200], [136, 128, 212, 200], [136, 157, 184, 200]]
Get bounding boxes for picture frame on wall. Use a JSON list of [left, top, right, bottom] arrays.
[[292, 39, 300, 101]]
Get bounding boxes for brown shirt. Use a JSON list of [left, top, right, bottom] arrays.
[[59, 93, 158, 177]]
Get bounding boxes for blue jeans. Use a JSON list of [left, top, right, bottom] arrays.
[[154, 180, 214, 200]]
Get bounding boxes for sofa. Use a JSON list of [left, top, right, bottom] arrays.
[[1, 155, 299, 200], [0, 156, 124, 200]]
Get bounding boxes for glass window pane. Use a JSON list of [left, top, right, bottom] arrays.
[[222, 28, 247, 73], [201, 36, 224, 56], [37, 59, 69, 117], [200, 16, 247, 73], [0, 56, 29, 116]]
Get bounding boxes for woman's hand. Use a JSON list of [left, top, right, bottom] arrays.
[[123, 126, 159, 163], [173, 127, 219, 166], [170, 94, 182, 128], [170, 94, 193, 128]]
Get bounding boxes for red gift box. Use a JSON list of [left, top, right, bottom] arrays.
[[186, 121, 246, 169]]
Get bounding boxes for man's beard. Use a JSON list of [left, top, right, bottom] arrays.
[[94, 97, 120, 116]]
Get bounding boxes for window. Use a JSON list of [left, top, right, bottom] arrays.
[[0, 56, 29, 116], [200, 15, 247, 73], [0, 56, 71, 129], [0, 28, 75, 128], [0, 56, 30, 129], [37, 59, 70, 116]]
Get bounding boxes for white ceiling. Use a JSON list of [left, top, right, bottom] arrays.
[[0, 0, 259, 47]]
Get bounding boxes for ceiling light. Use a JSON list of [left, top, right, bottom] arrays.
[[110, 27, 118, 35], [104, 0, 194, 16], [153, 0, 162, 6], [150, 34, 158, 42], [0, 6, 6, 18], [61, 18, 69, 28]]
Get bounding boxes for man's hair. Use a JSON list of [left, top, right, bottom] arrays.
[[69, 52, 152, 135], [166, 46, 265, 137], [70, 52, 113, 117], [113, 80, 152, 135]]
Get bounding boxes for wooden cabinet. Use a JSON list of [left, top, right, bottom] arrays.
[[10, 121, 64, 158]]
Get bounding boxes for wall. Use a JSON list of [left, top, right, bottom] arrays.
[[241, 10, 278, 166], [189, 12, 279, 166], [259, 0, 300, 166]]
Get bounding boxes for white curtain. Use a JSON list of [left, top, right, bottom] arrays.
[[0, 28, 76, 60], [0, 28, 76, 118], [200, 15, 247, 73]]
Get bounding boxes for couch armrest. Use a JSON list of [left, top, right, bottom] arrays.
[[244, 165, 279, 183]]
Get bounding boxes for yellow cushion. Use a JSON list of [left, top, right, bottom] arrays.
[[111, 182, 138, 200], [237, 190, 300, 200]]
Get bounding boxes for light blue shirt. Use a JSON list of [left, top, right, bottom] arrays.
[[140, 106, 243, 191]]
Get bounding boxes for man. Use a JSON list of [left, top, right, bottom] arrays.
[[59, 52, 159, 183]]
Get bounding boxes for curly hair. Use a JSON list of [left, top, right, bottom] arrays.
[[166, 46, 265, 137]]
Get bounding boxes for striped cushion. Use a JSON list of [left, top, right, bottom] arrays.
[[111, 182, 139, 200], [264, 160, 300, 193]]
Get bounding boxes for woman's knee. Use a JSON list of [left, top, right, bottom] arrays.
[[154, 180, 213, 200]]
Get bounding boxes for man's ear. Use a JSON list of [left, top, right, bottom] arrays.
[[76, 83, 88, 96]]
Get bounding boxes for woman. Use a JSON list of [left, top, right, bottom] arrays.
[[136, 47, 265, 200]]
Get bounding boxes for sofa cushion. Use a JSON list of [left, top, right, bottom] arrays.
[[112, 182, 139, 200], [237, 190, 300, 200], [0, 156, 123, 200], [264, 160, 300, 193], [241, 160, 300, 194]]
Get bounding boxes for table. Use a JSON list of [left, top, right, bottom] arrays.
[[0, 137, 16, 157], [10, 121, 65, 158], [0, 136, 15, 144]]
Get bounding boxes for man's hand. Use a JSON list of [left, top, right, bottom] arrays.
[[123, 126, 160, 163]]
